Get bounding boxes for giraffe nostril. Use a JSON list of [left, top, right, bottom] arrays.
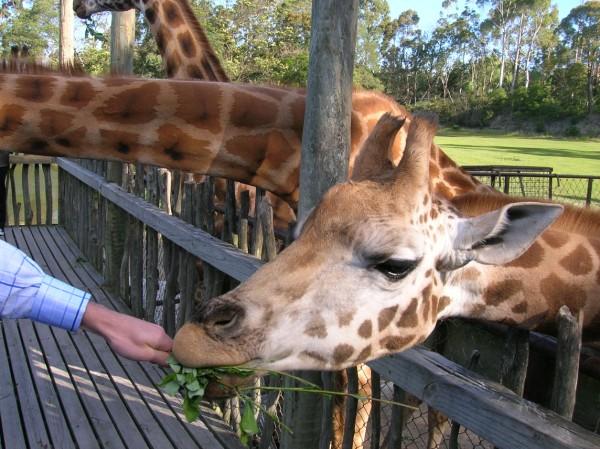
[[205, 304, 245, 335]]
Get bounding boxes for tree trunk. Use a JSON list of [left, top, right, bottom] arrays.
[[510, 13, 525, 93], [291, 1, 358, 449], [59, 0, 74, 67]]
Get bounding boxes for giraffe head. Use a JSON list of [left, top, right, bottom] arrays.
[[172, 113, 563, 371], [73, 0, 138, 18]]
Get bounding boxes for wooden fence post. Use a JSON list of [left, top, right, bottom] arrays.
[[286, 1, 359, 448], [104, 11, 135, 292]]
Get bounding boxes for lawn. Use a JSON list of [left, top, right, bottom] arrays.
[[436, 128, 600, 176]]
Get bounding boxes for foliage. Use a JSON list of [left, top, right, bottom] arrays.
[[0, 0, 58, 57]]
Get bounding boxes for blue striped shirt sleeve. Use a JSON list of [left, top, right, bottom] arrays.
[[0, 239, 90, 331]]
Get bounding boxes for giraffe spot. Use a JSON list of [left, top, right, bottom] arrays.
[[100, 129, 141, 157], [163, 0, 184, 26], [231, 90, 278, 128], [422, 284, 432, 301], [434, 182, 453, 200], [357, 320, 372, 339], [511, 301, 528, 314], [60, 81, 96, 108], [225, 131, 297, 180], [540, 273, 587, 315], [156, 124, 212, 166], [338, 310, 355, 327], [304, 315, 327, 338], [559, 244, 593, 275], [333, 344, 355, 365], [430, 209, 438, 219], [171, 82, 222, 133], [445, 170, 476, 192], [95, 82, 160, 124], [396, 297, 419, 328], [430, 295, 439, 321], [289, 96, 306, 135], [178, 31, 197, 58], [39, 109, 74, 136], [422, 296, 430, 323], [273, 281, 308, 302], [0, 104, 25, 137], [144, 7, 156, 24], [378, 305, 398, 331], [429, 161, 440, 179], [354, 345, 372, 363], [437, 150, 455, 168], [435, 295, 450, 316], [186, 65, 205, 79], [301, 351, 326, 363], [27, 138, 49, 153], [156, 29, 166, 53], [166, 52, 182, 77], [55, 137, 70, 147], [484, 279, 523, 306], [16, 76, 55, 102], [506, 241, 544, 269], [590, 239, 600, 285], [379, 335, 414, 351], [425, 269, 433, 278], [542, 230, 569, 248]]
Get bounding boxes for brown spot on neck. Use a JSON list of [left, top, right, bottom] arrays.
[[178, 31, 196, 58], [542, 230, 569, 248], [379, 335, 414, 351], [484, 279, 524, 306], [559, 243, 593, 275], [0, 104, 25, 137], [39, 109, 75, 136], [16, 76, 55, 102], [94, 82, 160, 124], [506, 241, 544, 269], [60, 80, 96, 108], [304, 315, 327, 339], [377, 305, 398, 331], [162, 0, 184, 26], [357, 320, 372, 339], [540, 273, 587, 318], [333, 344, 355, 365], [396, 297, 419, 328], [338, 310, 355, 327]]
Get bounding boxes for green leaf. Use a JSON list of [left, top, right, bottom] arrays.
[[158, 372, 177, 387], [183, 396, 201, 422], [176, 374, 187, 384], [186, 380, 201, 392], [188, 386, 205, 398], [240, 400, 259, 436], [161, 380, 181, 396]]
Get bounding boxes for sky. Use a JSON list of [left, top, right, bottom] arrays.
[[387, 0, 588, 33]]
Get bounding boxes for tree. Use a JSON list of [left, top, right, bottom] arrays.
[[0, 0, 58, 57], [558, 1, 600, 113]]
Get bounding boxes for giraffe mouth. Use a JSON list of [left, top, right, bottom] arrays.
[[73, 4, 91, 19]]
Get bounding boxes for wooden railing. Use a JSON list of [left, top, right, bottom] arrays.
[[53, 157, 600, 449]]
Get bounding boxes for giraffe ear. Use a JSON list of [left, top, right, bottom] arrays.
[[351, 113, 406, 181], [450, 202, 563, 267]]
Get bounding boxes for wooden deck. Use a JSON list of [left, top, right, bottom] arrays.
[[0, 226, 245, 449]]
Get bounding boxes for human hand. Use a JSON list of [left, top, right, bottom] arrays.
[[82, 302, 173, 364]]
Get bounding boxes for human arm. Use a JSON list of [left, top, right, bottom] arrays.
[[82, 302, 172, 364], [0, 240, 172, 364]]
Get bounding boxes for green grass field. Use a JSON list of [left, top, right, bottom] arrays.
[[436, 129, 600, 176]]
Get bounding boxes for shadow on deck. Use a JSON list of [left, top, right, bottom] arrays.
[[0, 225, 244, 449]]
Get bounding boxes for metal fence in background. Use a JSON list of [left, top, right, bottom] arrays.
[[464, 166, 600, 208]]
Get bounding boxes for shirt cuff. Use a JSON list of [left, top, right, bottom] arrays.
[[29, 275, 91, 331]]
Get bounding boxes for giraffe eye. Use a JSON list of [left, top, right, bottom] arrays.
[[373, 259, 417, 282]]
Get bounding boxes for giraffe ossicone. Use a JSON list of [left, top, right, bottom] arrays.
[[171, 113, 563, 371]]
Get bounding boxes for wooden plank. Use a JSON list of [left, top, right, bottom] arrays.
[[0, 324, 27, 449], [58, 158, 264, 282], [11, 227, 128, 449], [43, 164, 53, 224], [34, 164, 41, 225], [368, 346, 600, 449], [44, 227, 237, 449], [9, 155, 55, 165], [2, 321, 52, 448], [39, 226, 232, 449], [22, 164, 32, 225]]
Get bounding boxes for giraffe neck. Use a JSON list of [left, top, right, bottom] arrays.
[[140, 0, 228, 81], [439, 195, 600, 333]]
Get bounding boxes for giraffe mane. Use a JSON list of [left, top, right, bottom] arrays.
[[174, 0, 228, 81], [0, 59, 85, 76], [452, 192, 600, 237]]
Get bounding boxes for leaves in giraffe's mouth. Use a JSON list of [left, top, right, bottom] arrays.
[[159, 355, 418, 446]]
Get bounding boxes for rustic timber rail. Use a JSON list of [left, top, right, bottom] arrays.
[[51, 158, 600, 449], [0, 225, 245, 449]]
